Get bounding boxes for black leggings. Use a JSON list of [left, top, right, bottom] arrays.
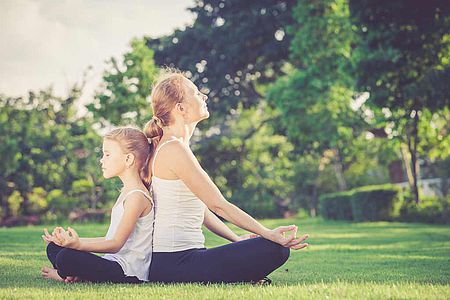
[[148, 237, 290, 283], [46, 243, 141, 283]]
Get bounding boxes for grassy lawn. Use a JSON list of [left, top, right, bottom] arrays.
[[0, 218, 449, 299]]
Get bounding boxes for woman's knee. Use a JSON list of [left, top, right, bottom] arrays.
[[262, 238, 290, 265], [278, 245, 290, 265]]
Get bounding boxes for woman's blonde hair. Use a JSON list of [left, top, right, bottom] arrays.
[[103, 127, 152, 189], [143, 68, 188, 171]]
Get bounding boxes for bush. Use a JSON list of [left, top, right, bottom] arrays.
[[399, 195, 450, 224], [319, 191, 353, 220], [350, 184, 401, 222], [320, 184, 401, 222]]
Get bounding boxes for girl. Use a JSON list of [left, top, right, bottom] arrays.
[[41, 127, 154, 283], [145, 70, 309, 284]]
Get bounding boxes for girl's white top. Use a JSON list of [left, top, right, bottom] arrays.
[[151, 140, 206, 252], [103, 189, 154, 281]]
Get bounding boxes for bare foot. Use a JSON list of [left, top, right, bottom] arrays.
[[41, 266, 64, 282], [64, 276, 81, 283]]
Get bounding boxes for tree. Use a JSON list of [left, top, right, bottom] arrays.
[[87, 39, 158, 127], [350, 0, 450, 203], [0, 85, 103, 220], [146, 0, 297, 121], [266, 0, 366, 213], [193, 103, 296, 217], [145, 0, 302, 216]]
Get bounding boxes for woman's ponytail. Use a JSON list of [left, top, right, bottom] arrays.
[[142, 117, 163, 184], [143, 69, 187, 183], [144, 117, 163, 147]]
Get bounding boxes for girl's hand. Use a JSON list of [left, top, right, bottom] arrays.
[[42, 228, 58, 245], [53, 227, 81, 250], [42, 227, 65, 244]]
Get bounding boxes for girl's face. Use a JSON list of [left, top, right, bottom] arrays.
[[100, 139, 127, 179], [182, 78, 209, 123]]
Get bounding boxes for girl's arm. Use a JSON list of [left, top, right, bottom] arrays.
[[165, 141, 308, 249], [44, 230, 105, 244], [203, 207, 240, 242], [53, 193, 150, 253]]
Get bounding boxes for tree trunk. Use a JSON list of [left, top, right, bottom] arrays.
[[0, 180, 11, 218], [311, 184, 318, 217], [400, 143, 414, 188], [332, 148, 347, 191], [407, 111, 420, 204]]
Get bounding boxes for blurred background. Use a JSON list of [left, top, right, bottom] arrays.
[[0, 0, 449, 226]]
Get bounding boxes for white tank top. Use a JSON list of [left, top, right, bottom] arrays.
[[151, 139, 206, 252], [103, 189, 154, 281]]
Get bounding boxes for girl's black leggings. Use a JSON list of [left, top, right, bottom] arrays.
[[148, 237, 290, 283], [46, 243, 141, 283]]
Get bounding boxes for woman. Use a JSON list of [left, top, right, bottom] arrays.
[[144, 70, 309, 284]]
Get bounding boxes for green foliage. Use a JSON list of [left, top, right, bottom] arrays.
[[350, 184, 401, 222], [291, 153, 339, 214], [6, 191, 23, 217], [46, 189, 71, 215], [87, 39, 158, 126], [27, 187, 48, 214], [194, 104, 295, 218], [319, 191, 353, 220], [349, 0, 450, 202], [349, 0, 450, 112], [320, 184, 401, 221], [0, 86, 105, 221], [417, 108, 450, 160], [267, 0, 363, 152], [146, 0, 297, 119], [399, 195, 450, 224]]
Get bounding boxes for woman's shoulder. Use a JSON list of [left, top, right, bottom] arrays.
[[157, 139, 199, 169], [158, 139, 191, 157]]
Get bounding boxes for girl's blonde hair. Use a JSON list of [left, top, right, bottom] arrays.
[[103, 127, 151, 189]]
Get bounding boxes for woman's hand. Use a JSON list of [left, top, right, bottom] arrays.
[[237, 233, 259, 241], [264, 225, 309, 250]]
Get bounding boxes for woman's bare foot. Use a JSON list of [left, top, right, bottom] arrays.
[[41, 266, 64, 282], [64, 276, 81, 283]]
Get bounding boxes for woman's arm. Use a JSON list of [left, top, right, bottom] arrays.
[[51, 193, 150, 253], [80, 237, 106, 243], [203, 208, 240, 242], [165, 141, 307, 248]]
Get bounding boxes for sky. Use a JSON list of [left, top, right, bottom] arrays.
[[0, 0, 194, 114]]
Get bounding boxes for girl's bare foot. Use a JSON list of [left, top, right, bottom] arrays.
[[41, 266, 64, 282]]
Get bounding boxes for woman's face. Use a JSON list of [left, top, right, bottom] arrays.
[[182, 77, 209, 123], [100, 139, 127, 179]]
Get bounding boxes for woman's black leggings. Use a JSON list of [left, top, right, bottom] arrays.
[[46, 243, 141, 283], [148, 237, 290, 283]]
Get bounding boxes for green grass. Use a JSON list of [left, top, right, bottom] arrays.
[[0, 218, 449, 299]]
